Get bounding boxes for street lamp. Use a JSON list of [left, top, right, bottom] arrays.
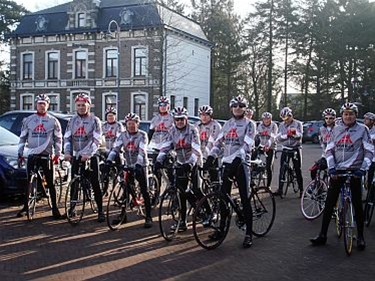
[[107, 20, 121, 107]]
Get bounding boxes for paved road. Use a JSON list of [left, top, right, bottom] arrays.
[[1, 144, 375, 281]]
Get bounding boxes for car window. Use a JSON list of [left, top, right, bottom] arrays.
[[0, 114, 17, 131], [0, 126, 19, 145]]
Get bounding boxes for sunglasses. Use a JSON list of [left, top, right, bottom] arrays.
[[175, 118, 185, 122], [232, 104, 246, 109], [325, 117, 335, 120], [159, 103, 168, 107]]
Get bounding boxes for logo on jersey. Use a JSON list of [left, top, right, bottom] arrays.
[[33, 124, 46, 133], [200, 131, 208, 141], [176, 138, 189, 149], [226, 128, 238, 139], [74, 126, 87, 137], [156, 122, 168, 132], [260, 131, 269, 137], [126, 141, 136, 152], [105, 130, 115, 139], [337, 135, 353, 145]]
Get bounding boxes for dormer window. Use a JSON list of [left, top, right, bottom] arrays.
[[77, 12, 86, 28]]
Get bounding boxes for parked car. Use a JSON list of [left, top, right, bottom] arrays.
[[303, 120, 324, 144], [0, 126, 28, 196], [0, 110, 72, 137]]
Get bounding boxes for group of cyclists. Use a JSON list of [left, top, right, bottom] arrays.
[[15, 92, 375, 250]]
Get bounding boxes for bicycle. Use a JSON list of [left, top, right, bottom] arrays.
[[25, 155, 58, 221], [300, 165, 328, 220], [106, 165, 159, 230], [334, 172, 356, 256], [158, 163, 202, 241], [278, 148, 300, 198], [53, 157, 70, 207], [65, 157, 98, 225], [192, 164, 276, 250], [99, 155, 120, 197], [364, 177, 375, 227]]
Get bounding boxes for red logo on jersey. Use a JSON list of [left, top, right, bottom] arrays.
[[156, 122, 167, 132], [176, 138, 186, 149], [226, 128, 238, 139], [200, 131, 208, 141], [105, 130, 115, 138], [337, 135, 353, 145], [126, 141, 136, 151], [74, 126, 87, 137], [33, 123, 46, 133], [260, 131, 269, 136]]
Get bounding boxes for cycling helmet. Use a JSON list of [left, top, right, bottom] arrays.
[[340, 102, 358, 114], [198, 105, 213, 116], [157, 96, 170, 105], [105, 107, 117, 116], [364, 112, 375, 121], [280, 107, 293, 118], [262, 112, 272, 119], [229, 95, 248, 108], [246, 108, 254, 115], [35, 94, 50, 104], [75, 93, 91, 104], [172, 106, 188, 119], [124, 113, 140, 123], [322, 108, 336, 117]]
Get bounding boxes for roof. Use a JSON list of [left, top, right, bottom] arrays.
[[7, 0, 208, 42]]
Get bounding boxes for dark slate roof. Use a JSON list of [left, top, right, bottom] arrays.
[[7, 0, 208, 42]]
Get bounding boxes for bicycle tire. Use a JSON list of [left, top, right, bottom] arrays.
[[251, 187, 276, 237], [158, 189, 181, 241], [192, 192, 232, 250], [334, 195, 343, 238], [364, 184, 375, 227], [106, 182, 127, 230], [288, 168, 298, 194], [54, 169, 63, 207], [65, 178, 86, 225], [149, 174, 160, 208], [343, 199, 354, 256], [27, 175, 38, 221], [279, 163, 288, 197], [300, 179, 328, 220]]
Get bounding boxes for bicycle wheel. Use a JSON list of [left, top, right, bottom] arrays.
[[148, 174, 160, 208], [27, 175, 38, 221], [85, 182, 98, 214], [343, 199, 354, 256], [106, 182, 127, 230], [334, 196, 343, 238], [193, 192, 232, 250], [288, 168, 298, 194], [159, 189, 181, 241], [364, 184, 375, 227], [65, 178, 85, 225], [300, 179, 328, 220], [52, 169, 63, 207], [251, 187, 276, 237], [279, 163, 288, 197]]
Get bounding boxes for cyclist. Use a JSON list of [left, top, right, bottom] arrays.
[[275, 107, 303, 197], [64, 93, 105, 222], [256, 112, 278, 188], [204, 95, 256, 248], [363, 112, 375, 188], [246, 108, 254, 120], [310, 102, 373, 250], [17, 94, 63, 219], [154, 106, 203, 232], [195, 105, 222, 180], [310, 108, 336, 180], [107, 113, 153, 228]]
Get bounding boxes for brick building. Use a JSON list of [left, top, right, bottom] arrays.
[[6, 0, 211, 120]]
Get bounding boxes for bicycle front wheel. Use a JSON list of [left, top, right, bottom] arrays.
[[65, 178, 85, 225], [106, 182, 127, 230], [193, 192, 232, 250], [27, 175, 38, 221], [158, 189, 181, 241], [148, 174, 160, 208], [251, 187, 276, 237], [300, 179, 328, 220], [343, 199, 354, 256], [52, 169, 63, 207]]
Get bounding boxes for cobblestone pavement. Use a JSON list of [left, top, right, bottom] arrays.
[[1, 144, 375, 281]]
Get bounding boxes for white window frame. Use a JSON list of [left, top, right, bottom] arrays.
[[102, 92, 118, 120], [76, 12, 86, 28], [70, 90, 91, 112], [45, 50, 60, 80], [131, 91, 148, 120], [131, 46, 148, 77], [102, 47, 119, 78], [46, 93, 60, 112], [20, 93, 34, 110], [73, 49, 88, 79], [20, 51, 35, 80]]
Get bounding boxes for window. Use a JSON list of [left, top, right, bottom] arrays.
[[194, 98, 199, 116], [106, 49, 118, 77], [77, 13, 86, 28], [47, 52, 59, 79], [134, 48, 147, 76], [48, 94, 59, 112], [21, 94, 33, 110], [170, 95, 176, 109], [133, 93, 147, 120], [75, 50, 87, 78], [22, 53, 33, 80], [183, 97, 188, 109]]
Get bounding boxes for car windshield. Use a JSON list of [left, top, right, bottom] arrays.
[[0, 126, 19, 146]]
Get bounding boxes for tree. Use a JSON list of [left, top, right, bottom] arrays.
[[0, 0, 28, 42]]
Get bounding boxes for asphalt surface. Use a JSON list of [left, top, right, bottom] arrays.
[[1, 144, 375, 281]]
